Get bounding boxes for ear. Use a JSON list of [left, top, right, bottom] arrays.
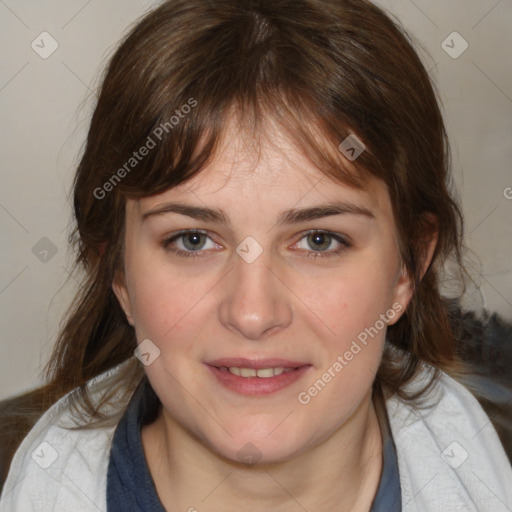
[[388, 214, 439, 325], [112, 269, 135, 326]]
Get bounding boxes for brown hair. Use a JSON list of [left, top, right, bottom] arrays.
[[7, 0, 471, 432]]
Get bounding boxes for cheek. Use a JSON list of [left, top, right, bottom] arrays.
[[293, 256, 398, 419], [296, 285, 387, 430], [296, 261, 395, 343], [126, 255, 201, 339], [126, 256, 227, 374]]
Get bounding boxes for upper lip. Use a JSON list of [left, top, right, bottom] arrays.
[[206, 358, 310, 369]]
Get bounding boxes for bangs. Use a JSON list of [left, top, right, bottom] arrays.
[[109, 88, 377, 202], [85, 0, 408, 204]]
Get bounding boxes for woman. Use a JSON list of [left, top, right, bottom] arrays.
[[1, 0, 511, 510]]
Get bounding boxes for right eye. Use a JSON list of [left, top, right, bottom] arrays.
[[161, 230, 220, 258]]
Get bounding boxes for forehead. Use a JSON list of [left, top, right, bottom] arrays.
[[130, 116, 392, 220]]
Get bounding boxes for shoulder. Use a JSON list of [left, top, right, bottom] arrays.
[[0, 361, 134, 512], [0, 387, 52, 494], [386, 366, 512, 512]]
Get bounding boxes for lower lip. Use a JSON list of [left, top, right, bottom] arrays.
[[206, 365, 312, 396]]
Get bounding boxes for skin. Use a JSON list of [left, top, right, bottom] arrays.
[[113, 116, 437, 511]]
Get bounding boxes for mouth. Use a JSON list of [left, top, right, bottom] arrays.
[[205, 358, 312, 395], [217, 366, 297, 377]]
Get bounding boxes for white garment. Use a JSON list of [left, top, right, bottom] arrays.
[[1, 360, 511, 512]]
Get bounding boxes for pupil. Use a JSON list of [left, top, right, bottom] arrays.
[[309, 233, 330, 251], [185, 233, 204, 249]]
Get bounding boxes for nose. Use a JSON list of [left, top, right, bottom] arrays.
[[218, 247, 293, 340]]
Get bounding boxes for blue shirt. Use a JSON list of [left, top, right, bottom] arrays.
[[107, 378, 401, 511]]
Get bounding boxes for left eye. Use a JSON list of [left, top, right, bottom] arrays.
[[294, 231, 350, 257]]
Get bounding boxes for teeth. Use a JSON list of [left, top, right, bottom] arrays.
[[240, 368, 257, 377], [227, 366, 296, 378], [256, 368, 274, 378]]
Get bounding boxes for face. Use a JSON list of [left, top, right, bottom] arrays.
[[113, 118, 415, 465]]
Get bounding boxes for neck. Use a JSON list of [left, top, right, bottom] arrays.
[[142, 390, 383, 512]]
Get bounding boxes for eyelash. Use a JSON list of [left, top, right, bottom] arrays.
[[161, 229, 351, 260]]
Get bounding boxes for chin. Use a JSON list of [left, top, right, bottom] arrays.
[[208, 427, 308, 467]]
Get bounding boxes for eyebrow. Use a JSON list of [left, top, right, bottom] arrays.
[[141, 201, 375, 225]]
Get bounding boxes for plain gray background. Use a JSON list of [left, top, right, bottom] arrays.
[[1, 0, 511, 401]]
